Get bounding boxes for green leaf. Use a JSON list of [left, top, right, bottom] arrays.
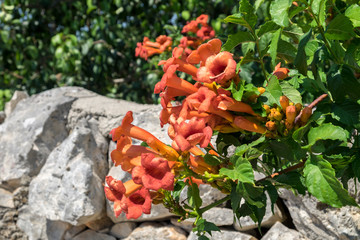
[[239, 0, 257, 29], [327, 65, 360, 102], [257, 21, 280, 37], [277, 39, 297, 63], [234, 136, 266, 156], [173, 181, 186, 201], [223, 0, 257, 30], [307, 123, 349, 147], [86, 0, 97, 14], [352, 155, 360, 181], [345, 4, 360, 27], [275, 172, 306, 194], [311, 0, 326, 28], [228, 80, 245, 101], [304, 155, 358, 208], [269, 28, 282, 68], [237, 183, 265, 208], [294, 29, 312, 76], [222, 31, 255, 52], [270, 138, 307, 162], [181, 10, 190, 20], [332, 100, 360, 128], [188, 183, 202, 209], [280, 81, 302, 104], [204, 153, 222, 166], [325, 14, 355, 40], [270, 0, 292, 27], [266, 76, 283, 106], [220, 157, 254, 183]]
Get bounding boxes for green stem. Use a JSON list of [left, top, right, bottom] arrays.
[[198, 195, 231, 215]]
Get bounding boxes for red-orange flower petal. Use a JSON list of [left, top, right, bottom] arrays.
[[273, 62, 290, 79]]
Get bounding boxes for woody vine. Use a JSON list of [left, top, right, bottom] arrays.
[[104, 1, 360, 239]]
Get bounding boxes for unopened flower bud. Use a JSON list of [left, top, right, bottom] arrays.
[[263, 104, 270, 114], [273, 110, 283, 121], [266, 121, 276, 131], [280, 96, 289, 112], [295, 103, 302, 114], [300, 106, 312, 123], [258, 87, 265, 95], [286, 105, 296, 124]]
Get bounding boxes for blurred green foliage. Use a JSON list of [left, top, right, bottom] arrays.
[[0, 0, 237, 110]]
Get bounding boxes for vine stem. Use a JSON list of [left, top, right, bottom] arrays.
[[256, 161, 306, 183], [198, 195, 231, 215]]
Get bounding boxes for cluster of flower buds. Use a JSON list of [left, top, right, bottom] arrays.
[[135, 35, 173, 60]]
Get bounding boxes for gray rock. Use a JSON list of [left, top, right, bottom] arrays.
[[261, 221, 306, 240], [280, 187, 360, 240], [85, 215, 114, 231], [187, 229, 257, 240], [180, 184, 228, 208], [28, 119, 108, 225], [72, 229, 116, 240], [64, 225, 87, 240], [0, 111, 5, 124], [110, 222, 137, 238], [0, 188, 14, 208], [124, 222, 187, 240], [4, 90, 29, 117], [234, 194, 285, 231], [0, 87, 76, 190], [17, 206, 71, 240]]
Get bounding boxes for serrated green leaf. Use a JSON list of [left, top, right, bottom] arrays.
[[345, 4, 360, 27], [269, 28, 282, 68], [257, 21, 280, 37], [277, 39, 297, 62], [352, 155, 360, 181], [325, 14, 355, 40], [188, 183, 202, 209], [294, 29, 312, 76], [311, 0, 326, 28], [328, 65, 360, 102], [266, 76, 283, 106], [270, 0, 292, 27], [222, 31, 255, 52], [282, 24, 304, 42], [332, 100, 360, 128], [173, 181, 186, 201], [280, 81, 302, 104], [275, 172, 306, 194], [239, 0, 257, 29], [237, 183, 265, 208], [220, 157, 254, 183], [270, 138, 307, 162], [304, 155, 358, 208], [307, 123, 349, 147], [204, 153, 222, 166]]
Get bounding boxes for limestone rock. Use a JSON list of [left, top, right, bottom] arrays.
[[280, 187, 360, 240], [28, 119, 108, 225], [180, 184, 227, 208], [0, 188, 14, 208], [187, 228, 257, 240], [0, 87, 76, 190], [124, 222, 187, 240], [110, 222, 137, 238], [72, 229, 116, 240], [64, 225, 87, 240], [4, 90, 29, 117], [261, 221, 306, 240], [234, 194, 285, 231], [85, 215, 114, 231]]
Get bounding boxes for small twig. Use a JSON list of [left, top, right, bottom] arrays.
[[295, 93, 328, 124], [256, 161, 305, 183]]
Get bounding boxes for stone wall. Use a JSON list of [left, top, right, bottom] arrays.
[[0, 87, 359, 240]]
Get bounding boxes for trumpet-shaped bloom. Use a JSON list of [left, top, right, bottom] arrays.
[[110, 111, 179, 161], [197, 26, 215, 41], [154, 64, 198, 95], [132, 153, 175, 191], [197, 51, 236, 87], [172, 117, 213, 152], [121, 187, 152, 219], [182, 20, 199, 34], [273, 63, 290, 79], [187, 38, 222, 65], [196, 14, 209, 26]]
